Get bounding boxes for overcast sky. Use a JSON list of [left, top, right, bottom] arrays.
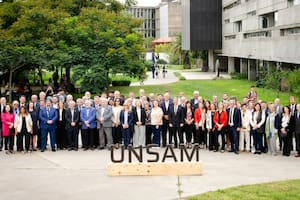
[[120, 0, 162, 7]]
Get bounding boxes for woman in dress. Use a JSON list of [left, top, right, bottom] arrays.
[[132, 100, 146, 147], [112, 98, 123, 149], [1, 105, 15, 153], [28, 102, 39, 151], [150, 100, 163, 146], [280, 106, 292, 156], [183, 101, 194, 148]]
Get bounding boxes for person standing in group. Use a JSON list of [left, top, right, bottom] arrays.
[[39, 99, 58, 152], [295, 104, 300, 157], [144, 101, 152, 146], [280, 106, 292, 156], [250, 103, 266, 154], [151, 100, 163, 146], [65, 100, 80, 151], [14, 106, 33, 152], [213, 102, 228, 153], [132, 100, 146, 148], [183, 101, 194, 148], [227, 98, 242, 154], [168, 97, 184, 148], [56, 101, 67, 150], [205, 101, 214, 151], [239, 104, 251, 152], [0, 97, 7, 151], [80, 99, 96, 150], [112, 98, 123, 149], [1, 105, 14, 153], [97, 98, 113, 150], [120, 102, 133, 149], [160, 92, 173, 147], [28, 102, 39, 151], [194, 102, 206, 148], [265, 104, 280, 156], [248, 85, 258, 104]]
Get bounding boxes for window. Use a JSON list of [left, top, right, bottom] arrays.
[[234, 21, 242, 32], [247, 10, 256, 16], [223, 0, 241, 11], [261, 12, 277, 28], [288, 0, 300, 6], [224, 19, 230, 24]]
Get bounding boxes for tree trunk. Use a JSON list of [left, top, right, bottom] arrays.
[[38, 66, 44, 91], [8, 67, 13, 103]]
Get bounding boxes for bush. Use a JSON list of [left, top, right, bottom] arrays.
[[230, 72, 247, 80], [110, 76, 131, 86], [145, 60, 153, 71], [173, 72, 186, 81]]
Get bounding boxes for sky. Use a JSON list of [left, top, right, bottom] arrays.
[[119, 0, 162, 7]]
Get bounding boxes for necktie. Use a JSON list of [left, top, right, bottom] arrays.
[[87, 108, 89, 116], [71, 109, 74, 122], [47, 108, 50, 118], [175, 106, 177, 114], [230, 108, 233, 124]]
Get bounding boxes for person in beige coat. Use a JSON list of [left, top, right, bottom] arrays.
[[14, 107, 32, 152]]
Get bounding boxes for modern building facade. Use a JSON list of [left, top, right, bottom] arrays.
[[183, 0, 300, 80]]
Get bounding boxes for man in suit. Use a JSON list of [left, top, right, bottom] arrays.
[[289, 96, 297, 151], [39, 99, 58, 152], [274, 98, 283, 150], [295, 104, 300, 157], [168, 97, 184, 148], [80, 99, 96, 150], [97, 98, 113, 150], [160, 92, 173, 147], [65, 100, 80, 151], [227, 97, 242, 154], [0, 97, 6, 151], [190, 90, 199, 108], [19, 95, 27, 108]]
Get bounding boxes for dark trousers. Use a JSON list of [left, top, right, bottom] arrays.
[[169, 126, 179, 147], [184, 124, 193, 143], [56, 121, 67, 149], [152, 125, 161, 146], [213, 128, 225, 151], [37, 128, 41, 149], [112, 125, 122, 144], [122, 127, 131, 147], [0, 127, 3, 150], [17, 132, 24, 151], [278, 130, 283, 150], [145, 125, 152, 145], [161, 120, 170, 147], [67, 127, 79, 149], [177, 126, 184, 145], [262, 133, 268, 153], [229, 126, 239, 151], [4, 136, 11, 150], [8, 135, 14, 150], [41, 127, 56, 150], [81, 128, 95, 149], [194, 127, 205, 145], [283, 131, 292, 156], [253, 131, 262, 153], [208, 130, 214, 150], [296, 132, 300, 154]]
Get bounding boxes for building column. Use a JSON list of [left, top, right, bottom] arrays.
[[240, 59, 247, 74], [248, 59, 256, 81], [228, 57, 235, 74], [208, 50, 215, 72]]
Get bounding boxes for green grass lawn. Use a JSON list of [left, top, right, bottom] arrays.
[[110, 79, 294, 105], [188, 179, 300, 200]]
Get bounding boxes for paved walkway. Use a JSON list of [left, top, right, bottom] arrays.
[[1, 148, 300, 200], [131, 70, 231, 86]]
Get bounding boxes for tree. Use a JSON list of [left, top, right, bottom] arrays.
[[173, 33, 191, 69]]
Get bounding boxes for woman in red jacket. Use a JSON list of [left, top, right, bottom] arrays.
[[1, 105, 15, 154], [194, 102, 206, 148], [213, 102, 228, 152]]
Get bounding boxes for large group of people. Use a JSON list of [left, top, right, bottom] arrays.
[[0, 86, 300, 158]]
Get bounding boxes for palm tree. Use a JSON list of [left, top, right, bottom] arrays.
[[172, 33, 191, 69]]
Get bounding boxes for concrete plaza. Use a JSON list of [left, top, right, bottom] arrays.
[[1, 148, 300, 200]]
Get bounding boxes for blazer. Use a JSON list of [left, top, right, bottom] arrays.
[[160, 99, 173, 116], [120, 110, 133, 127], [295, 111, 300, 134], [65, 108, 80, 129], [132, 107, 147, 125], [80, 106, 97, 129], [183, 107, 194, 125], [226, 107, 242, 128], [96, 105, 113, 128], [39, 107, 58, 130], [168, 104, 184, 127], [213, 111, 228, 129], [56, 108, 66, 122], [194, 108, 206, 127], [14, 114, 33, 133], [1, 112, 14, 137]]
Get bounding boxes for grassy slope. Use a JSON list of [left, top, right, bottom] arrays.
[[188, 179, 300, 200], [110, 79, 294, 105]]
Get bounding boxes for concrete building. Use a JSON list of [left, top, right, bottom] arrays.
[[158, 0, 182, 38], [126, 6, 158, 38], [220, 0, 300, 80]]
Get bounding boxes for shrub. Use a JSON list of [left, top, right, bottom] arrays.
[[157, 59, 168, 64], [110, 76, 131, 86], [230, 72, 247, 80], [173, 72, 186, 81]]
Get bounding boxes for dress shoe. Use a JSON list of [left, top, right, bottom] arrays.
[[234, 151, 239, 155], [295, 154, 300, 157], [52, 149, 56, 152], [41, 149, 45, 152], [229, 150, 234, 153]]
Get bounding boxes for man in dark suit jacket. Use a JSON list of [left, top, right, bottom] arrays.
[[65, 100, 80, 151], [39, 99, 58, 152], [227, 98, 242, 154], [168, 97, 184, 148], [295, 104, 300, 157], [160, 92, 173, 147]]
